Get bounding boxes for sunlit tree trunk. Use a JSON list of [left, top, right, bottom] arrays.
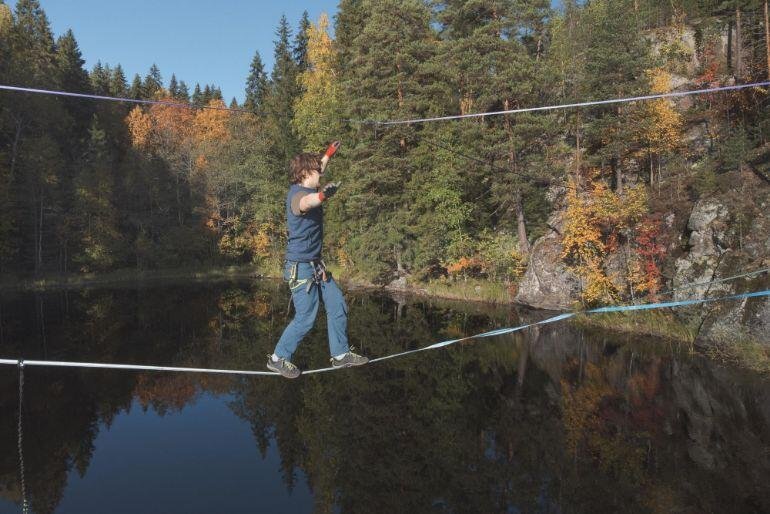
[[735, 5, 743, 76], [514, 192, 530, 255], [765, 0, 770, 80], [10, 119, 22, 178], [35, 195, 44, 273]]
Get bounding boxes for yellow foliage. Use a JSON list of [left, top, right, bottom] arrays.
[[193, 99, 231, 144], [218, 222, 275, 261], [150, 97, 194, 147], [561, 363, 613, 455], [634, 68, 684, 157], [562, 177, 649, 304], [126, 97, 200, 155], [0, 5, 12, 35], [293, 13, 343, 149], [126, 107, 153, 148], [335, 236, 352, 268]]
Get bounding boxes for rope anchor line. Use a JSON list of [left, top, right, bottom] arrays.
[[2, 80, 768, 123], [1, 287, 768, 378]]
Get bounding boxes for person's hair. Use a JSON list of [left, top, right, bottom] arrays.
[[289, 152, 323, 184]]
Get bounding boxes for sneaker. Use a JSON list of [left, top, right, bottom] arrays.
[[331, 348, 369, 368], [266, 356, 301, 379]]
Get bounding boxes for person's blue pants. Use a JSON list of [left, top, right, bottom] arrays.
[[273, 261, 349, 360]]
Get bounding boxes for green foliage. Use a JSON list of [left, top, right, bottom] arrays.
[[264, 15, 301, 162], [244, 51, 268, 114], [1, 0, 769, 293], [143, 63, 163, 99]]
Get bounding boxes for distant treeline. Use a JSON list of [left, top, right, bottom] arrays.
[[1, 0, 768, 297]]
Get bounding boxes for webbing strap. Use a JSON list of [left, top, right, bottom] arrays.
[[1, 289, 768, 377]]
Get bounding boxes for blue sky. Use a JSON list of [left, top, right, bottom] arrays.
[[7, 0, 340, 103]]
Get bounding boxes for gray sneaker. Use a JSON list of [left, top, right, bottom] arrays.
[[266, 356, 301, 379], [331, 348, 369, 368]]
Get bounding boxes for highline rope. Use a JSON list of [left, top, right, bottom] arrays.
[[364, 81, 770, 126], [1, 287, 768, 377], [2, 80, 768, 123]]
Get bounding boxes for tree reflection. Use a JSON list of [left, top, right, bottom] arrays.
[[0, 283, 768, 513]]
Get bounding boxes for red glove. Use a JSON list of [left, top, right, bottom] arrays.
[[324, 141, 341, 159]]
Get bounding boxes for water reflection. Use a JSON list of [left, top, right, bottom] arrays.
[[0, 281, 769, 513]]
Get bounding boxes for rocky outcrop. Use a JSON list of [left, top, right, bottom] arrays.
[[673, 198, 770, 345], [673, 199, 732, 301], [515, 212, 581, 310]]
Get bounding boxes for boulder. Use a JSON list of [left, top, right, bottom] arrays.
[[515, 212, 581, 310], [673, 199, 732, 301], [674, 198, 770, 345]]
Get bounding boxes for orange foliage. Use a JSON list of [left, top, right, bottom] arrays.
[[446, 256, 484, 277], [193, 99, 231, 144], [150, 97, 194, 145], [126, 97, 195, 155], [126, 107, 153, 148], [640, 68, 683, 155], [628, 216, 666, 297], [218, 221, 275, 261], [562, 176, 649, 304]]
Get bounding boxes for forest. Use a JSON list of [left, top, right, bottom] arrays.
[[1, 0, 769, 306]]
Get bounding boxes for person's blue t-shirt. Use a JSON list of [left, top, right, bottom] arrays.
[[285, 184, 323, 262]]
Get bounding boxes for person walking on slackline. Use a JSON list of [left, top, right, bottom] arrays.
[[267, 142, 369, 378]]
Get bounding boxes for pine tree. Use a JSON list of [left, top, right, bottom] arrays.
[[129, 73, 142, 99], [202, 84, 212, 105], [578, 0, 651, 193], [109, 64, 128, 97], [244, 50, 269, 114], [55, 29, 93, 158], [72, 117, 122, 271], [168, 73, 179, 98], [143, 63, 163, 98], [0, 3, 15, 269], [8, 0, 69, 272], [90, 61, 111, 94], [192, 83, 203, 107], [265, 14, 300, 162], [56, 30, 89, 92], [10, 0, 57, 87], [177, 80, 190, 101], [337, 0, 438, 280], [294, 10, 311, 74]]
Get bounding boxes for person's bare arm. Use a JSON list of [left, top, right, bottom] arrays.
[[297, 183, 341, 213]]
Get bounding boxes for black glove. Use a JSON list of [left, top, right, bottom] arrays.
[[321, 182, 341, 200]]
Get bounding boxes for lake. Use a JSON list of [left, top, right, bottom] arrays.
[[1, 280, 769, 513]]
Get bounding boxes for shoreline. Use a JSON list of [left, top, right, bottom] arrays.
[[1, 266, 766, 374]]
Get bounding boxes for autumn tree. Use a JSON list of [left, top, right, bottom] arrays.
[[292, 13, 343, 150], [561, 176, 649, 304], [632, 68, 684, 188]]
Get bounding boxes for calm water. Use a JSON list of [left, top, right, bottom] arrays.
[[0, 280, 769, 514]]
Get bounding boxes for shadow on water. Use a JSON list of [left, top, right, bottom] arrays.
[[0, 280, 769, 513]]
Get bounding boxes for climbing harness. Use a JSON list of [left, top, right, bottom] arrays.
[[285, 260, 330, 294], [307, 260, 329, 293]]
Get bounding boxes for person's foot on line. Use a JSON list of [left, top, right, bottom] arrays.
[[267, 355, 301, 379], [331, 348, 369, 368]]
